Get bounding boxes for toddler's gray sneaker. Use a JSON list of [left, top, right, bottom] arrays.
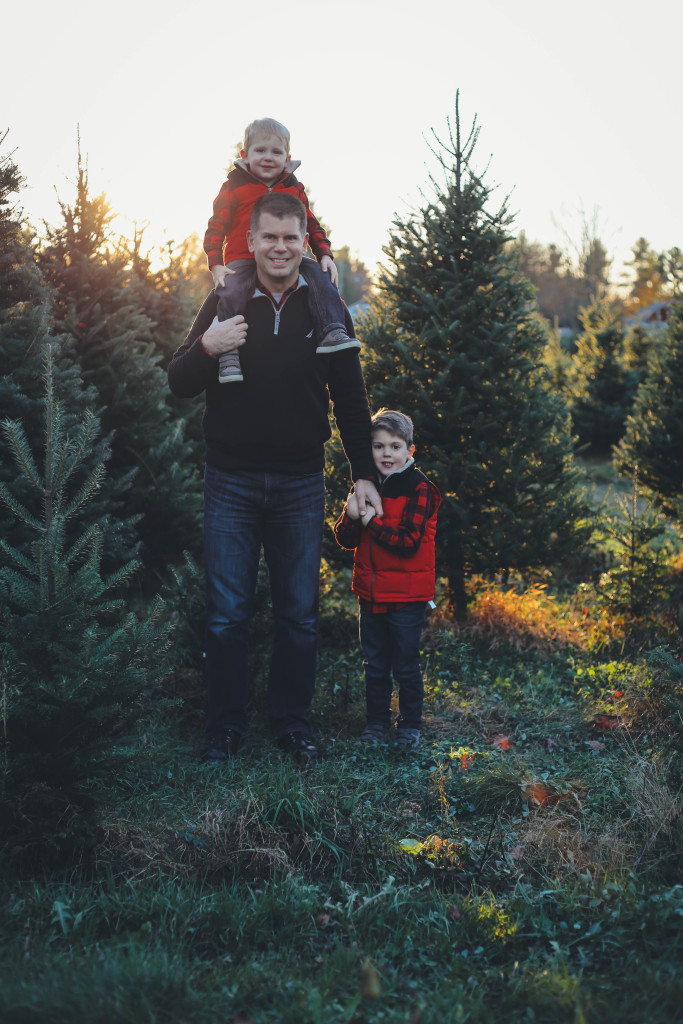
[[218, 348, 244, 383], [395, 728, 421, 749], [316, 328, 361, 354]]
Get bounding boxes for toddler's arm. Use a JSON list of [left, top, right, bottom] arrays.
[[320, 255, 338, 287]]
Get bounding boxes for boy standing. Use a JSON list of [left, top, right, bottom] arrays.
[[334, 410, 441, 748], [204, 117, 358, 383]]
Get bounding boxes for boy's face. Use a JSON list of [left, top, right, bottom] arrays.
[[372, 429, 415, 478], [242, 135, 289, 185]]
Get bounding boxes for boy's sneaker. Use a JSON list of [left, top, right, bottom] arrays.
[[315, 328, 361, 354], [395, 728, 421, 749], [360, 725, 390, 747], [276, 731, 318, 765], [204, 728, 241, 761], [218, 348, 244, 383]]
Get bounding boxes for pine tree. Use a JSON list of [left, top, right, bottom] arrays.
[[357, 96, 588, 615], [37, 145, 203, 582], [0, 135, 127, 563], [0, 349, 172, 860], [568, 299, 636, 452], [614, 302, 683, 522]]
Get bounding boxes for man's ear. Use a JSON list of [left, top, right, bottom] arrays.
[[247, 230, 255, 253]]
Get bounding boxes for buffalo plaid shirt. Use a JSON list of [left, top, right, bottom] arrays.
[[334, 475, 434, 613]]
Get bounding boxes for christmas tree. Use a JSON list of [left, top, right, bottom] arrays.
[[568, 298, 636, 452], [358, 96, 588, 615], [615, 303, 683, 522], [0, 349, 172, 860], [37, 145, 203, 581]]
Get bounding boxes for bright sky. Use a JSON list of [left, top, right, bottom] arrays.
[[4, 0, 681, 279]]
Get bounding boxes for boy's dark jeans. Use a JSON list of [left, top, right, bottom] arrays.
[[359, 602, 427, 731], [215, 255, 346, 338]]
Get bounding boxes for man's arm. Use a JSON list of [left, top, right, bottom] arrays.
[[167, 292, 246, 398]]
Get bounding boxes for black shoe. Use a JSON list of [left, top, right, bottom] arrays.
[[204, 728, 241, 761], [276, 731, 318, 764]]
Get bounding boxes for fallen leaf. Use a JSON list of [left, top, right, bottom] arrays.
[[509, 845, 526, 861], [314, 914, 330, 928], [586, 740, 606, 751], [526, 783, 550, 807], [613, 690, 623, 699], [593, 713, 619, 730], [491, 734, 512, 750], [447, 905, 462, 920], [360, 959, 381, 999]]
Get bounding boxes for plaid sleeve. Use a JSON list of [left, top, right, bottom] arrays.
[[203, 183, 237, 268], [365, 481, 432, 553], [297, 183, 333, 260], [333, 508, 362, 550]]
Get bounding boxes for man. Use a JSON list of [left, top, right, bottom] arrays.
[[168, 193, 382, 763]]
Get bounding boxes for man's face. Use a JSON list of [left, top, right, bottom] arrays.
[[247, 213, 308, 292], [372, 429, 415, 477], [242, 135, 288, 186]]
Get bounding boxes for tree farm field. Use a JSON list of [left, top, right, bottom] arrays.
[[1, 573, 681, 1024]]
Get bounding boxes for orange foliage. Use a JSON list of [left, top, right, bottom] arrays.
[[440, 579, 626, 655]]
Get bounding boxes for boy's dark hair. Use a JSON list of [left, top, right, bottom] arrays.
[[250, 193, 307, 234], [371, 409, 414, 447]]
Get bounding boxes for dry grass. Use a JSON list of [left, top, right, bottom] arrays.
[[427, 579, 627, 655]]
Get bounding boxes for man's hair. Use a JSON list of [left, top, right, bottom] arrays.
[[371, 409, 414, 447], [250, 193, 307, 235], [243, 117, 290, 153]]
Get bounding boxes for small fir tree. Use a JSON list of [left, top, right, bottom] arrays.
[[357, 95, 589, 615], [37, 145, 203, 581], [568, 299, 636, 452], [615, 302, 683, 522], [0, 137, 131, 565], [0, 350, 172, 860]]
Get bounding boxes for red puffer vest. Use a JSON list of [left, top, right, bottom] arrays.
[[352, 465, 440, 604]]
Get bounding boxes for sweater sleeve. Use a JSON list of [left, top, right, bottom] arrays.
[[167, 291, 220, 398], [333, 507, 362, 550], [327, 334, 375, 482], [203, 182, 237, 268], [365, 481, 433, 553]]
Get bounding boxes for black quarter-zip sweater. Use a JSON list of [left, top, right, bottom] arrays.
[[167, 282, 374, 480]]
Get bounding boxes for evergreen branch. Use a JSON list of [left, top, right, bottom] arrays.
[[1, 418, 43, 491], [0, 483, 43, 533]]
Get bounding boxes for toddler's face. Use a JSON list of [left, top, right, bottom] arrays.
[[242, 135, 289, 185], [372, 429, 415, 477]]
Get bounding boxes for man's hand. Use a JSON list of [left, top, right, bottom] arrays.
[[354, 479, 383, 519], [201, 314, 248, 358], [346, 490, 360, 520], [211, 265, 236, 288], [320, 255, 339, 287]]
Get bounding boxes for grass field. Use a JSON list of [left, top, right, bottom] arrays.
[[1, 579, 681, 1024]]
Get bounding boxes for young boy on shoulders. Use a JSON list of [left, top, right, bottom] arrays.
[[203, 116, 358, 384], [334, 410, 441, 748]]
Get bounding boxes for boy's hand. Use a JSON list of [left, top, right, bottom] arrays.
[[211, 265, 236, 288], [202, 314, 248, 357], [346, 490, 360, 520], [320, 255, 339, 287], [360, 506, 376, 527], [354, 479, 383, 519]]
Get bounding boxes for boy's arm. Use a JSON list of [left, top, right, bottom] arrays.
[[203, 182, 238, 269], [295, 181, 333, 262], [365, 482, 433, 553]]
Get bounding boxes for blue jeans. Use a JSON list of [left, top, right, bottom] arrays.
[[215, 256, 346, 339], [204, 465, 325, 739], [359, 603, 427, 731]]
